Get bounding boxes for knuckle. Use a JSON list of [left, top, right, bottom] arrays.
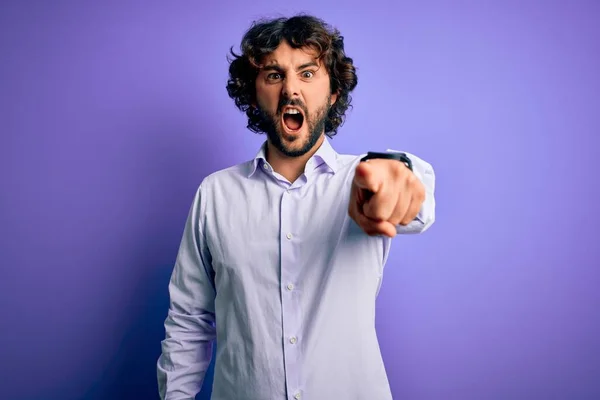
[[389, 217, 401, 226], [394, 161, 406, 177], [371, 209, 386, 221]]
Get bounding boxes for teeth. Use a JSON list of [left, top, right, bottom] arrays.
[[284, 109, 300, 114]]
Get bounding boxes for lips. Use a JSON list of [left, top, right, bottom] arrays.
[[281, 106, 304, 132]]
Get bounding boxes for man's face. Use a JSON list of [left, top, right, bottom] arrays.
[[254, 40, 337, 157]]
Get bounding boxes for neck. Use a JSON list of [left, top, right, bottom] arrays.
[[266, 134, 325, 183]]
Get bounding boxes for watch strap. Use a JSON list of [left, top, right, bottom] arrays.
[[360, 151, 413, 171]]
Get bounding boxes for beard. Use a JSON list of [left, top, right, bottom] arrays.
[[255, 95, 331, 158]]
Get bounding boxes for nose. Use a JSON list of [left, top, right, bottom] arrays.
[[281, 75, 300, 98]]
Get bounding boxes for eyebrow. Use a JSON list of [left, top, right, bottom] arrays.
[[261, 61, 319, 72]]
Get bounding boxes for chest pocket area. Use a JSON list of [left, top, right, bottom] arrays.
[[204, 200, 281, 293]]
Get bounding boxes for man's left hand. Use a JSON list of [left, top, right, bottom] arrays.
[[348, 158, 425, 238]]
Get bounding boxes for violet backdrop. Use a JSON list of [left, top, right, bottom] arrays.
[[1, 1, 599, 399]]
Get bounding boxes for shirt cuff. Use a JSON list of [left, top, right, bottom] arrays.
[[386, 149, 436, 234]]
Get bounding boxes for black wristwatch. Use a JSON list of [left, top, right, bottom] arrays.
[[360, 151, 413, 171]]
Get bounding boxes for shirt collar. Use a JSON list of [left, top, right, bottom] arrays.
[[247, 136, 339, 178]]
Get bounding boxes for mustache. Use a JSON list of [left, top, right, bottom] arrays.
[[277, 98, 307, 114]]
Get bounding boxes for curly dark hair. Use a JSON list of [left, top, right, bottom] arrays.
[[226, 14, 358, 138]]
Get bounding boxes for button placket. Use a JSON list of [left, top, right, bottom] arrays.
[[280, 187, 303, 399]]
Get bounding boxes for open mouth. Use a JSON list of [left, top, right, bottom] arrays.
[[282, 108, 304, 132]]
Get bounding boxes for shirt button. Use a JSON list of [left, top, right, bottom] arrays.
[[286, 233, 292, 240], [290, 336, 297, 344], [287, 283, 294, 291]]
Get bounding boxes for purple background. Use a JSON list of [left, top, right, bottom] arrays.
[[1, 1, 599, 399]]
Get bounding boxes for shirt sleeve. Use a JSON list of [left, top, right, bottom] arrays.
[[157, 183, 217, 400], [386, 149, 436, 235]]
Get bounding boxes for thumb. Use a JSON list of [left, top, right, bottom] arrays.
[[353, 161, 382, 193]]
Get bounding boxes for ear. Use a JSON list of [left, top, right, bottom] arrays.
[[250, 91, 259, 109], [330, 91, 338, 105]]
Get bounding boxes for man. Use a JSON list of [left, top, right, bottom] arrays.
[[157, 14, 435, 400]]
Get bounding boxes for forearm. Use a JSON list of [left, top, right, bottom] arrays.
[[157, 306, 216, 400]]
